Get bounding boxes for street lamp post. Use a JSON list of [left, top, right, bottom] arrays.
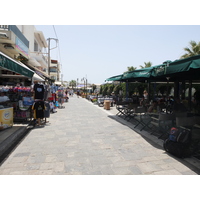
[[77, 78, 78, 91], [81, 76, 87, 98]]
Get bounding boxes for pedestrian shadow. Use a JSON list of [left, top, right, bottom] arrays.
[[107, 114, 200, 175]]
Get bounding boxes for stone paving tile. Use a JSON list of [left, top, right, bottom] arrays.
[[1, 96, 200, 175], [152, 169, 183, 175], [129, 165, 143, 175]]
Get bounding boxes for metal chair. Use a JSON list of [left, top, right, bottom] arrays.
[[116, 101, 128, 117], [133, 106, 151, 131], [150, 113, 175, 139], [124, 103, 138, 121]]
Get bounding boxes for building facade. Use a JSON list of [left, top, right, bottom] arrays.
[[0, 25, 60, 82], [50, 59, 61, 81]]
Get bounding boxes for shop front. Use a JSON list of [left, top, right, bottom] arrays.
[[0, 51, 34, 125]]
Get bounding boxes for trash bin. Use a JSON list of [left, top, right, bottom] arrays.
[[104, 100, 110, 110]]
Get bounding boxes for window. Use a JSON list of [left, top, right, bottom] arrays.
[[50, 68, 57, 72]]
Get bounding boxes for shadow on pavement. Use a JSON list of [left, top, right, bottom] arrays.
[[108, 114, 200, 175]]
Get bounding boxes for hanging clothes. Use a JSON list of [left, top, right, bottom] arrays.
[[32, 101, 45, 119], [44, 101, 50, 118], [33, 83, 45, 100]]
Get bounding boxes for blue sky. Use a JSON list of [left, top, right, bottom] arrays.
[[35, 25, 200, 84]]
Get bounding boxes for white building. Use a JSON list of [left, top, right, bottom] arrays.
[[0, 25, 53, 81], [17, 25, 50, 80]]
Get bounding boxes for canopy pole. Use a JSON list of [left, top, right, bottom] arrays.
[[147, 80, 150, 102], [189, 79, 192, 111], [181, 80, 185, 100], [174, 80, 179, 99], [166, 77, 170, 97], [126, 80, 129, 101], [153, 82, 157, 100]]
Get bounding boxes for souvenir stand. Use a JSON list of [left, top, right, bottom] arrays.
[[48, 84, 58, 113], [32, 81, 46, 126], [0, 86, 34, 123], [0, 51, 35, 125], [57, 86, 65, 108]]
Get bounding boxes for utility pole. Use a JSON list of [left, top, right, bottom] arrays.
[[47, 38, 58, 77]]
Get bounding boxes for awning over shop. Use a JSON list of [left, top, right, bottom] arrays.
[[33, 73, 45, 82], [0, 51, 34, 78], [28, 65, 51, 80], [54, 81, 62, 85]]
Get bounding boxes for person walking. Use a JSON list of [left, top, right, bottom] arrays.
[[77, 90, 80, 98]]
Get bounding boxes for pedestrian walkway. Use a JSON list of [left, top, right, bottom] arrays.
[[0, 96, 200, 175]]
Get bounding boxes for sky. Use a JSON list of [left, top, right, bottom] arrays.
[[35, 25, 200, 85], [4, 0, 200, 85]]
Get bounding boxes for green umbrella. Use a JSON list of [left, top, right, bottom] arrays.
[[121, 66, 155, 82], [105, 74, 122, 82], [152, 55, 200, 81]]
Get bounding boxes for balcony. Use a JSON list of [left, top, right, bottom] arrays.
[[0, 25, 29, 58], [30, 52, 48, 68]]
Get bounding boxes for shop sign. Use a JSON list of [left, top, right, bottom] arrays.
[[15, 37, 29, 58], [0, 107, 13, 130]]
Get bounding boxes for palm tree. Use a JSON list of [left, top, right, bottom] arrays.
[[124, 66, 137, 73], [139, 61, 152, 69], [69, 80, 76, 89], [181, 40, 200, 59]]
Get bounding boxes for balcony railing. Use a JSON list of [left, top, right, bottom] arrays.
[[0, 25, 9, 29]]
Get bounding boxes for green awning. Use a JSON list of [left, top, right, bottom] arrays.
[[106, 55, 200, 83], [152, 55, 200, 81], [105, 74, 122, 81], [0, 51, 34, 78], [121, 66, 155, 81]]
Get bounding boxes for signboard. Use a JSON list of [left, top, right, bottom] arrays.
[[15, 37, 29, 58], [0, 107, 13, 130]]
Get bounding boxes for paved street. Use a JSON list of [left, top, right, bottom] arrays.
[[0, 96, 200, 175]]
